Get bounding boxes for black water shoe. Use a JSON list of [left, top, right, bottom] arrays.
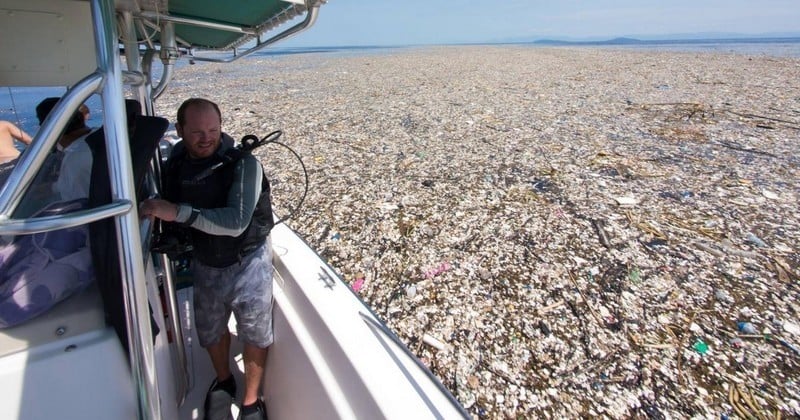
[[237, 398, 267, 420], [203, 376, 236, 420]]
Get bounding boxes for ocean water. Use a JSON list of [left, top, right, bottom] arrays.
[[0, 88, 105, 151], [3, 38, 799, 151]]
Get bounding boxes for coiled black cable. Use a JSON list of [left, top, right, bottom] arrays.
[[240, 130, 309, 226]]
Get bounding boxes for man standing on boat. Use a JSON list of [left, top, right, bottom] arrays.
[[140, 98, 274, 420]]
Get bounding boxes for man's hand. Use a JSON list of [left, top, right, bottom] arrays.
[[139, 198, 179, 222]]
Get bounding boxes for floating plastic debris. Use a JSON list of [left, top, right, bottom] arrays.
[[761, 189, 779, 200], [745, 232, 768, 248], [351, 276, 365, 292], [729, 338, 744, 349], [784, 321, 800, 336], [628, 267, 641, 283], [778, 338, 800, 356], [422, 333, 447, 351], [714, 288, 734, 304], [424, 262, 451, 279], [692, 340, 709, 354], [614, 195, 639, 206], [737, 322, 757, 335]]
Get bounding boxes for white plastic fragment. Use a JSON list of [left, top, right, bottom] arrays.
[[784, 321, 800, 336], [422, 334, 447, 351], [762, 189, 779, 200], [614, 195, 639, 206]]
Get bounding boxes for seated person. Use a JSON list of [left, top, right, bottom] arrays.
[[1, 99, 96, 329], [10, 99, 93, 217], [35, 97, 95, 202], [0, 120, 33, 186]]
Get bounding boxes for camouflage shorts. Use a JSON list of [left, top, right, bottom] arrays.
[[192, 242, 273, 348]]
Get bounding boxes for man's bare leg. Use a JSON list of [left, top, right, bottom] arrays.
[[242, 344, 268, 406], [206, 330, 233, 381]]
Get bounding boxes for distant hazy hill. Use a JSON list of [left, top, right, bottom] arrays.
[[495, 32, 800, 45], [529, 35, 800, 46], [532, 37, 663, 46]]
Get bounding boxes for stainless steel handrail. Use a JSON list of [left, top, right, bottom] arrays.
[[137, 11, 258, 35], [137, 210, 190, 408], [0, 201, 132, 236], [150, 22, 177, 100], [124, 8, 190, 406], [157, 252, 190, 406], [0, 74, 102, 219], [92, 0, 161, 419]]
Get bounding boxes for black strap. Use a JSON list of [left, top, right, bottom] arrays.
[[182, 207, 200, 226]]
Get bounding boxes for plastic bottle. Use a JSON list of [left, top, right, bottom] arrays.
[[737, 321, 757, 334]]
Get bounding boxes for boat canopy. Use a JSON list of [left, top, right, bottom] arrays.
[[0, 0, 323, 87], [133, 0, 322, 55], [165, 0, 312, 50]]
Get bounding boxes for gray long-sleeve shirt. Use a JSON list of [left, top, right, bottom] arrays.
[[174, 152, 263, 237]]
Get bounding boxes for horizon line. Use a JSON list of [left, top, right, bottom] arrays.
[[277, 34, 800, 50]]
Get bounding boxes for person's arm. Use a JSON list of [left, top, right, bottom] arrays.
[[179, 155, 262, 236], [14, 125, 33, 145], [1, 120, 33, 145], [141, 156, 262, 237]]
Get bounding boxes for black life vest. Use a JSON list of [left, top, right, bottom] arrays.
[[163, 141, 274, 268]]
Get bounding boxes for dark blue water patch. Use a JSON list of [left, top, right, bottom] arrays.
[[522, 37, 800, 58], [618, 40, 800, 58], [256, 47, 340, 56], [1, 88, 105, 151], [250, 45, 413, 60], [0, 86, 66, 135]]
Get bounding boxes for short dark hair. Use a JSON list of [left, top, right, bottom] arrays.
[[35, 97, 60, 125], [176, 98, 221, 127], [124, 99, 142, 130], [35, 97, 85, 133]]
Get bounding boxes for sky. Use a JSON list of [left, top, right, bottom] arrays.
[[280, 0, 800, 47]]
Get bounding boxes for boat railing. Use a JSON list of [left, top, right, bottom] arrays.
[[0, 201, 132, 235], [120, 7, 192, 407], [359, 312, 472, 419]]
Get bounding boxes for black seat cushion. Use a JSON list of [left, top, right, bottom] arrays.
[[86, 111, 169, 352]]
